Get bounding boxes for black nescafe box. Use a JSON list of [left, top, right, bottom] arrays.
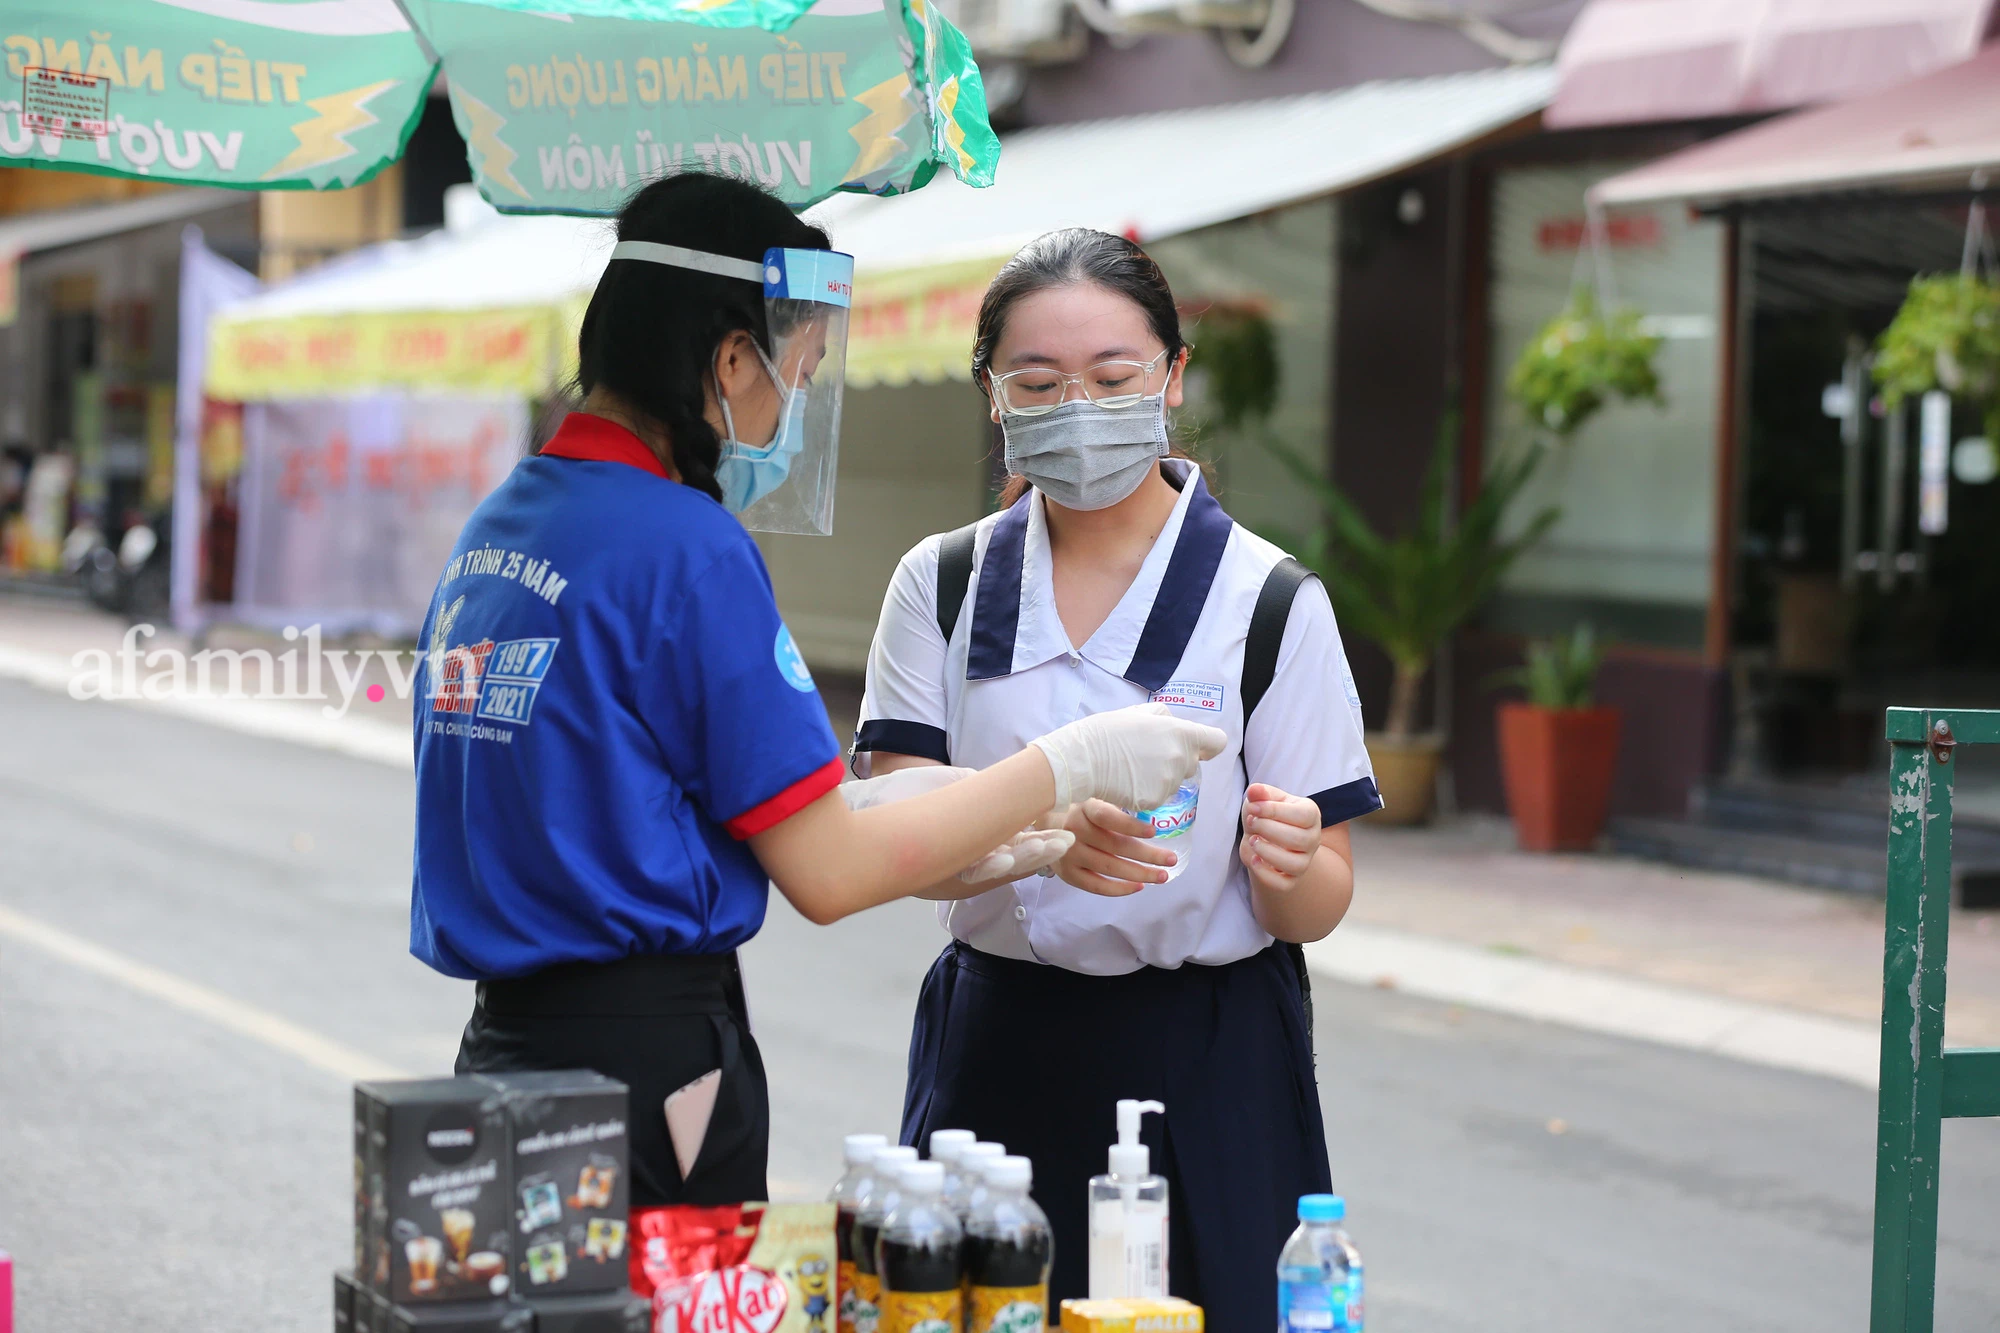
[[521, 1290, 654, 1333], [475, 1071, 631, 1296], [356, 1078, 515, 1304], [357, 1289, 534, 1333]]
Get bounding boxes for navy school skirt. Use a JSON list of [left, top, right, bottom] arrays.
[[901, 940, 1332, 1333]]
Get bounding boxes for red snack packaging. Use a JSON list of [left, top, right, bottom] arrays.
[[631, 1204, 837, 1333]]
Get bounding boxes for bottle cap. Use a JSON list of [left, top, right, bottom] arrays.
[[898, 1160, 947, 1196], [929, 1128, 976, 1164], [1109, 1099, 1164, 1178], [985, 1155, 1032, 1190], [873, 1145, 919, 1175], [1297, 1194, 1345, 1223], [960, 1142, 1005, 1176], [844, 1133, 889, 1165]]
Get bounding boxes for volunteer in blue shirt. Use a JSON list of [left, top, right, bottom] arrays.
[[852, 229, 1382, 1330], [409, 178, 1225, 1210]]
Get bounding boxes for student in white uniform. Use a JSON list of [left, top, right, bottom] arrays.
[[852, 229, 1381, 1331]]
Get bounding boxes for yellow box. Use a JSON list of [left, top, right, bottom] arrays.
[[1058, 1298, 1204, 1332]]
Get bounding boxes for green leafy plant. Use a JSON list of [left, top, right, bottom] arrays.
[[1492, 625, 1604, 710], [1873, 273, 2000, 444], [1262, 413, 1561, 742], [1506, 289, 1664, 439], [1187, 306, 1280, 429]]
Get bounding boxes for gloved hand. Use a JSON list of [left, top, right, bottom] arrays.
[[840, 765, 1078, 884], [1030, 702, 1228, 813], [957, 826, 1076, 884]]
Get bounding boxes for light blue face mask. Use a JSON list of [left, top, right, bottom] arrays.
[[715, 347, 808, 514]]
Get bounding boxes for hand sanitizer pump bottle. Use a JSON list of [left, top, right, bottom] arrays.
[[1087, 1099, 1168, 1300]]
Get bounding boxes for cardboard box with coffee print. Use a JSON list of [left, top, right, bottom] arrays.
[[480, 1071, 631, 1296], [355, 1078, 516, 1305]]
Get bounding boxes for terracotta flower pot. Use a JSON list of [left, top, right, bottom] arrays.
[[1363, 733, 1443, 826], [1496, 703, 1622, 852]]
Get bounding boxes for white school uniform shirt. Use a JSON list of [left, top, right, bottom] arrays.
[[852, 460, 1381, 976]]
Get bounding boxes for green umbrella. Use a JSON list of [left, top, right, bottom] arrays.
[[0, 0, 997, 212]]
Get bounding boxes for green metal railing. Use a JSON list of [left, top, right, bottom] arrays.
[[1870, 708, 2000, 1332]]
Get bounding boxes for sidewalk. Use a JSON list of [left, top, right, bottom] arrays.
[[6, 592, 1996, 1061]]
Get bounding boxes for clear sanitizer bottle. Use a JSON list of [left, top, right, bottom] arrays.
[[1277, 1194, 1363, 1332], [1087, 1099, 1168, 1300]]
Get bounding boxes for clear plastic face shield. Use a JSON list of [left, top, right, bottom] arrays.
[[608, 241, 853, 536]]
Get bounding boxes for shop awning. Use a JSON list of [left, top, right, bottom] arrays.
[[1547, 0, 1998, 129], [1590, 43, 2000, 211], [207, 198, 611, 400], [813, 63, 1557, 386], [0, 188, 244, 256]]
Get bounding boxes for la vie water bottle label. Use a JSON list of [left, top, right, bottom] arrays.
[[1280, 1274, 1363, 1332]]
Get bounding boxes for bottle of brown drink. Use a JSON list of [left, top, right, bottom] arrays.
[[831, 1135, 889, 1333], [965, 1156, 1051, 1333], [851, 1145, 919, 1333], [876, 1161, 962, 1333]]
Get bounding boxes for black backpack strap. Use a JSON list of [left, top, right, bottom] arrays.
[[1242, 556, 1314, 722], [934, 522, 980, 644], [1238, 556, 1321, 1050]]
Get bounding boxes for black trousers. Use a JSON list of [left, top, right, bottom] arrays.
[[455, 952, 770, 1208], [902, 941, 1331, 1333]]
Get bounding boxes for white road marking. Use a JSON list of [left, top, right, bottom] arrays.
[[0, 903, 408, 1083], [1307, 924, 1882, 1089], [0, 643, 410, 769]]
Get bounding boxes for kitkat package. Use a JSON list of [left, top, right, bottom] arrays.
[[630, 1204, 837, 1333]]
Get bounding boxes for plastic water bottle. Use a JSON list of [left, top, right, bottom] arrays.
[[1128, 777, 1199, 882], [1276, 1194, 1363, 1333]]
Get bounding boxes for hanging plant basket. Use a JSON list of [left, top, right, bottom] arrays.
[[1506, 289, 1664, 440], [1873, 272, 2000, 444]]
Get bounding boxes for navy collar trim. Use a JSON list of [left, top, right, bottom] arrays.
[[965, 465, 1234, 689], [966, 493, 1032, 680], [1124, 468, 1233, 690]]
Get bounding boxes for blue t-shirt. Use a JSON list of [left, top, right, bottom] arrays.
[[410, 413, 843, 980]]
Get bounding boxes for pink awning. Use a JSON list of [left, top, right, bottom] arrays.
[[1548, 0, 2000, 129], [1591, 43, 2000, 209]]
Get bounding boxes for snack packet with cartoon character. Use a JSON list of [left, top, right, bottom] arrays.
[[631, 1204, 838, 1333]]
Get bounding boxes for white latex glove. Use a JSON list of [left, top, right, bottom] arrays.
[[957, 826, 1076, 884], [839, 764, 975, 810], [839, 765, 1076, 883], [1030, 702, 1228, 813]]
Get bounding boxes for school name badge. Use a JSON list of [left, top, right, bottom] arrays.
[[1150, 680, 1225, 715]]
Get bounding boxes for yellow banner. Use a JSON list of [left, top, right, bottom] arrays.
[[206, 304, 580, 401], [207, 254, 1006, 400], [846, 254, 1008, 388]]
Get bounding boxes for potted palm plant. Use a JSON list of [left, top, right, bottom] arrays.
[[1264, 414, 1559, 824], [1492, 626, 1622, 852]]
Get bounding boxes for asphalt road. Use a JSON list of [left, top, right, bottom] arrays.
[[4, 676, 2000, 1331]]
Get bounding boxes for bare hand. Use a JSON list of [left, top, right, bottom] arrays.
[[1239, 783, 1322, 894], [1055, 798, 1178, 898]]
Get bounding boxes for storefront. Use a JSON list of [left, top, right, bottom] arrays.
[[1530, 40, 2000, 879], [0, 189, 255, 579]]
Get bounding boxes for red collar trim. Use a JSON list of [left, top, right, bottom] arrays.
[[540, 413, 673, 480]]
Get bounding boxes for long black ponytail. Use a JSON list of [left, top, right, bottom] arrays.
[[573, 173, 829, 501]]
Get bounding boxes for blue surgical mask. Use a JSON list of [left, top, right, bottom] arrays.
[[715, 349, 807, 514]]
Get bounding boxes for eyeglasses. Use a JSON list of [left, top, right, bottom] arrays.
[[988, 348, 1172, 417]]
